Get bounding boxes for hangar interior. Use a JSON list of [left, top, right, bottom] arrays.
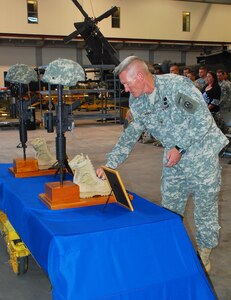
[[0, 1, 231, 300]]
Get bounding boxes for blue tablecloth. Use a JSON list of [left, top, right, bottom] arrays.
[[0, 163, 216, 300]]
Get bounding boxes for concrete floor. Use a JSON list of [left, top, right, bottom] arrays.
[[0, 120, 230, 300]]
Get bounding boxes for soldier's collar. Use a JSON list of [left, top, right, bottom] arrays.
[[147, 88, 156, 105]]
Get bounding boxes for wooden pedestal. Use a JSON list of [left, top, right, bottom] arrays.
[[9, 158, 57, 178], [39, 180, 115, 210]]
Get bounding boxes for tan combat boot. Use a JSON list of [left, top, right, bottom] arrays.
[[199, 248, 212, 273], [31, 137, 56, 170], [69, 154, 110, 198]]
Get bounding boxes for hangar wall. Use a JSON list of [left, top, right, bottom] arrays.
[[0, 47, 202, 86], [0, 0, 230, 85], [1, 0, 231, 42]]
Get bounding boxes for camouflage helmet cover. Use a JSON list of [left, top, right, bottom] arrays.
[[5, 64, 38, 84], [42, 58, 85, 86]]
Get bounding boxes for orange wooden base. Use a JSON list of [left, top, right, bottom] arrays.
[[9, 158, 57, 178], [13, 157, 38, 172], [39, 180, 115, 210]]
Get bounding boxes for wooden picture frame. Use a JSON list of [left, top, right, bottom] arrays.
[[101, 166, 134, 211]]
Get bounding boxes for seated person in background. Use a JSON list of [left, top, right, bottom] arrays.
[[201, 71, 221, 113], [169, 64, 180, 75], [187, 70, 196, 82], [216, 69, 231, 114], [202, 71, 228, 133], [153, 65, 163, 75], [195, 66, 208, 91], [187, 71, 201, 90], [183, 67, 191, 77], [223, 71, 231, 85]]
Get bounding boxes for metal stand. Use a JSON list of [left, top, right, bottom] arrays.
[[18, 84, 28, 160], [103, 189, 113, 212], [54, 84, 73, 186]]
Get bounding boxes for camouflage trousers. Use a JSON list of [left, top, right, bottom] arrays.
[[212, 111, 229, 135], [161, 152, 221, 249]]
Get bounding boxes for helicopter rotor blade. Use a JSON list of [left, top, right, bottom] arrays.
[[95, 6, 118, 23], [74, 21, 91, 32], [63, 30, 79, 44], [64, 23, 88, 44], [72, 0, 90, 20]]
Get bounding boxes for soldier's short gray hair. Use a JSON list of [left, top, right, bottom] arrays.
[[114, 56, 148, 75]]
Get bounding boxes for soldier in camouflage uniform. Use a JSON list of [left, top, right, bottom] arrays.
[[97, 56, 229, 273]]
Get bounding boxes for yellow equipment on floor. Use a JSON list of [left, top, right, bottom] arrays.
[[0, 211, 30, 275]]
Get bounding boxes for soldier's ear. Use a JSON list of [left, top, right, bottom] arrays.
[[137, 71, 144, 82]]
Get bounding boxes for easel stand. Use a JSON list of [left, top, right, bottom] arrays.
[[103, 189, 113, 212]]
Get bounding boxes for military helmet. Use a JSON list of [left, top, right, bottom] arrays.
[[42, 58, 85, 87], [6, 64, 38, 84]]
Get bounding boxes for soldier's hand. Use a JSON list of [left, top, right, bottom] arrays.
[[165, 148, 182, 167], [96, 167, 106, 180]]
